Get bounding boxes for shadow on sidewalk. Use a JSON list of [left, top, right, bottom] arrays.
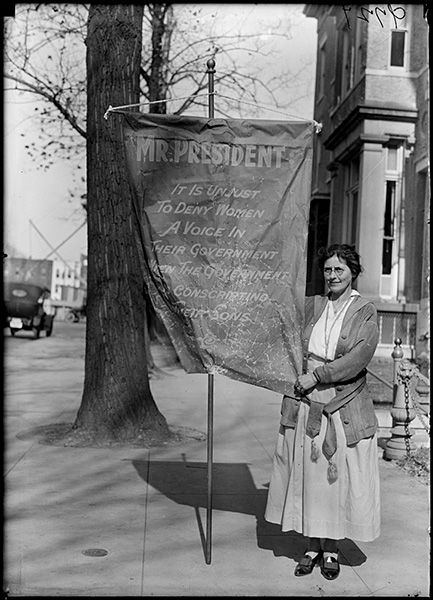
[[132, 456, 367, 568]]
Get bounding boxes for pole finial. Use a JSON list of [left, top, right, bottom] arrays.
[[392, 338, 404, 360], [207, 59, 215, 119], [206, 58, 216, 71]]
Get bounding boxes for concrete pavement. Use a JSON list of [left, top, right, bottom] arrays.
[[3, 322, 430, 597]]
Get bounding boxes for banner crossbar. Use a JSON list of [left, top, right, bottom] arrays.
[[104, 86, 322, 133], [103, 93, 211, 120]]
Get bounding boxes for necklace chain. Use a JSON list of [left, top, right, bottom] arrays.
[[324, 297, 352, 360]]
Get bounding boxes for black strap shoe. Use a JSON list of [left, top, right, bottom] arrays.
[[320, 554, 340, 580], [294, 551, 322, 577]]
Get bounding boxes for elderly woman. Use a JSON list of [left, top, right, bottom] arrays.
[[265, 244, 380, 580]]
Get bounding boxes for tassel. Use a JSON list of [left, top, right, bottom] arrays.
[[310, 439, 320, 462], [327, 459, 338, 483]]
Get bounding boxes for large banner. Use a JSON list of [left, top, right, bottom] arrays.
[[121, 112, 313, 395]]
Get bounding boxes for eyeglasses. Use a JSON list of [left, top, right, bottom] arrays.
[[323, 267, 346, 276]]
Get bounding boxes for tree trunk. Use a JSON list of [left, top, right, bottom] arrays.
[[75, 4, 170, 442], [149, 4, 168, 114]]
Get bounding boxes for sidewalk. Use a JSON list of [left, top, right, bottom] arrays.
[[3, 325, 430, 597]]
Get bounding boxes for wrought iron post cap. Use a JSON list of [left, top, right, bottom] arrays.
[[392, 338, 404, 360]]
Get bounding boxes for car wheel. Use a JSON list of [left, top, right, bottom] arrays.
[[66, 311, 78, 323]]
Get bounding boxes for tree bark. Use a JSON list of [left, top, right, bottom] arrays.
[[148, 4, 169, 114], [75, 4, 170, 442]]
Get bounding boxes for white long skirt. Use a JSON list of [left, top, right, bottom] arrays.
[[264, 383, 381, 542]]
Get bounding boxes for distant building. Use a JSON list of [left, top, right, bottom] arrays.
[[51, 256, 87, 302], [49, 255, 87, 319], [303, 4, 429, 360]]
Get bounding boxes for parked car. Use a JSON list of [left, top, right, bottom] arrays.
[[4, 281, 55, 339]]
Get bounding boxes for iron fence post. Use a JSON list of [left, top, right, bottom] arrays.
[[384, 339, 417, 460]]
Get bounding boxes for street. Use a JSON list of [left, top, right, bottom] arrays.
[[4, 320, 86, 390]]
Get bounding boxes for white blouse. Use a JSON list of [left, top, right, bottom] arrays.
[[309, 290, 360, 362]]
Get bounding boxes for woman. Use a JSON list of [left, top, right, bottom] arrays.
[[265, 244, 380, 580]]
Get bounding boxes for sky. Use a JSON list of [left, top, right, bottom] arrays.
[[3, 4, 317, 263], [4, 93, 88, 262]]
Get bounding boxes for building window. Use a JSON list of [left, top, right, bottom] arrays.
[[390, 30, 406, 67], [318, 40, 326, 98], [382, 181, 396, 275], [344, 158, 359, 246], [346, 190, 358, 246], [389, 5, 408, 68], [341, 28, 354, 93], [306, 196, 330, 295], [380, 142, 404, 299], [387, 147, 398, 171], [337, 21, 363, 100], [353, 19, 364, 82], [314, 137, 322, 190]]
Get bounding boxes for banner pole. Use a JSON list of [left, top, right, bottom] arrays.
[[205, 58, 216, 566]]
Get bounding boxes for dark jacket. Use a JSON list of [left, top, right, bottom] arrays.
[[280, 294, 379, 450]]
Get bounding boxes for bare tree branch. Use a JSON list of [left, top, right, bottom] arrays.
[[5, 3, 313, 173], [4, 72, 87, 139]]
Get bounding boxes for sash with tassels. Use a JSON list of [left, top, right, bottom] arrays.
[[303, 397, 339, 483]]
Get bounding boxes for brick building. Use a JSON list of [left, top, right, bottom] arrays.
[[303, 4, 429, 359]]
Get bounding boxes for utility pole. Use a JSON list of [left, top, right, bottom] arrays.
[[27, 220, 87, 287]]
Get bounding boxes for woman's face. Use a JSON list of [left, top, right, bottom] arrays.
[[324, 254, 353, 298]]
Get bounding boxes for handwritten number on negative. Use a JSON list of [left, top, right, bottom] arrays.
[[388, 5, 406, 29], [342, 5, 406, 30], [358, 7, 374, 25]]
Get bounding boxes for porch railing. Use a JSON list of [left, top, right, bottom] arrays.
[[376, 309, 417, 357]]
